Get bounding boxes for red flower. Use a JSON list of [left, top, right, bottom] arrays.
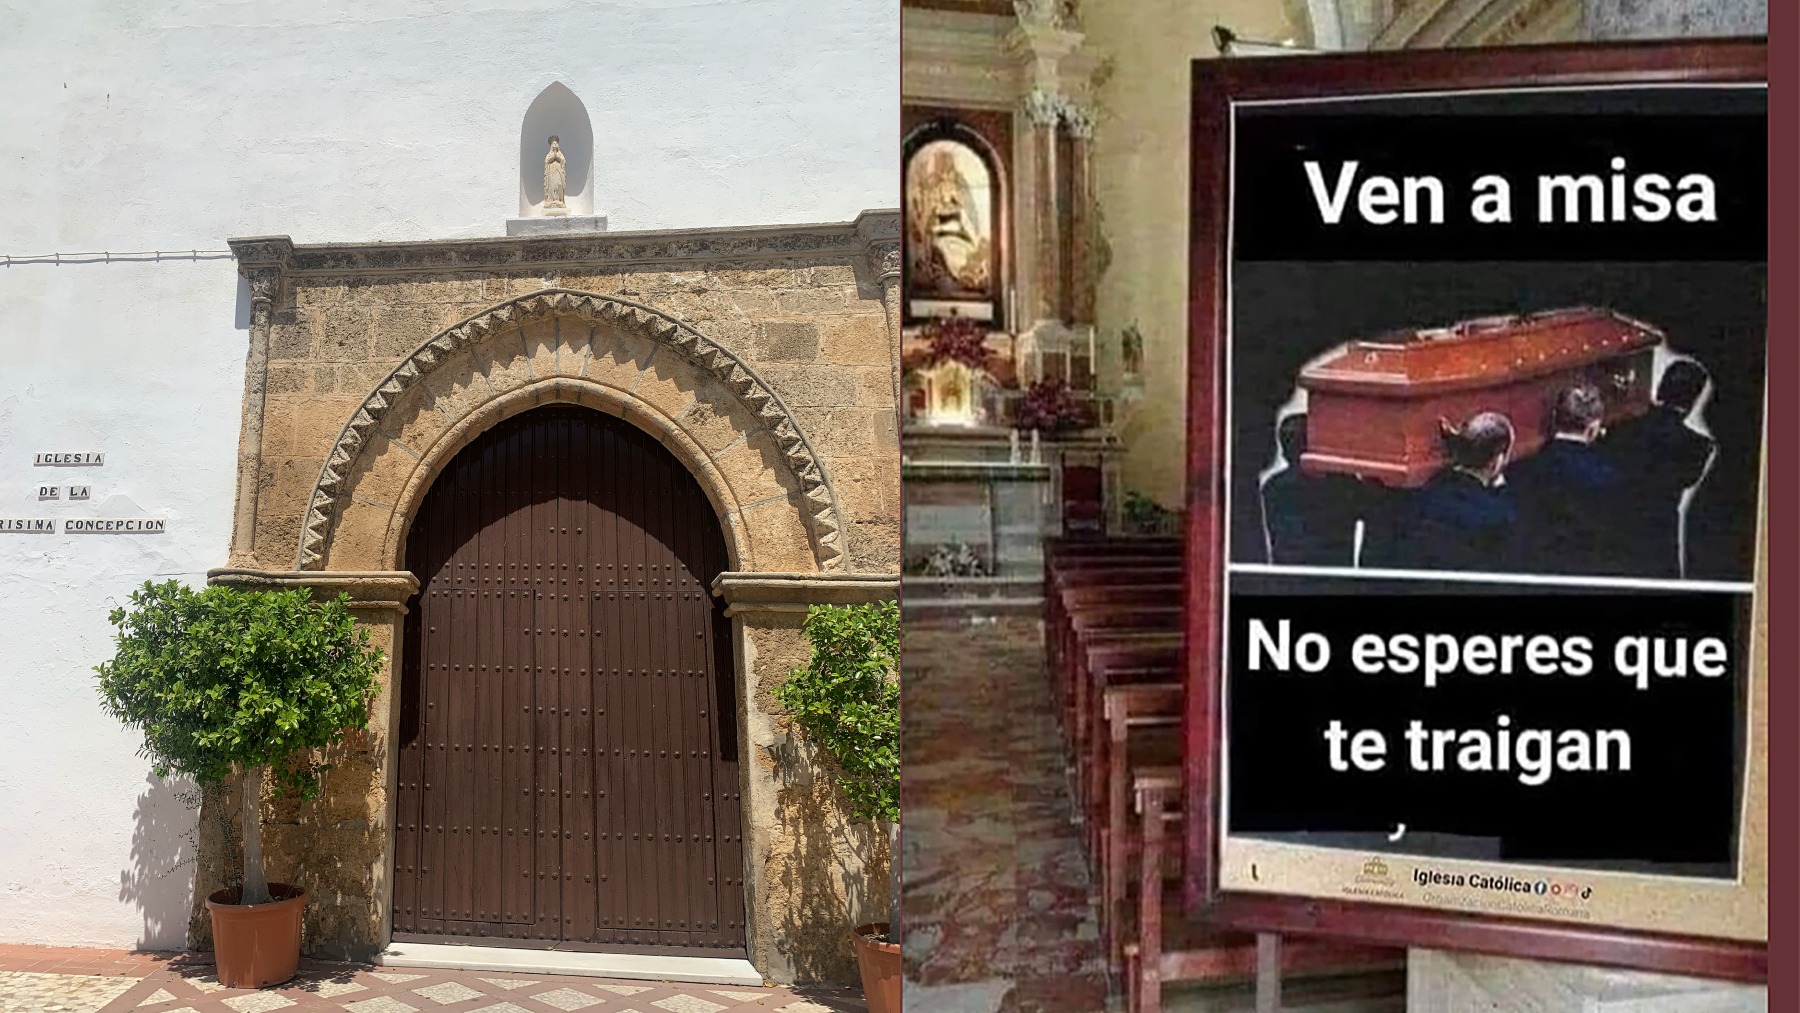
[[922, 317, 991, 371], [1016, 378, 1086, 434]]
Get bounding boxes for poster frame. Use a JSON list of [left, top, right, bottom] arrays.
[[1181, 37, 1777, 982]]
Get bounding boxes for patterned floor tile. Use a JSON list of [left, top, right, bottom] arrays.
[[525, 988, 603, 1011], [901, 616, 1112, 1013], [219, 994, 296, 1013], [50, 952, 860, 1013], [175, 972, 228, 995], [0, 970, 139, 1013], [409, 981, 485, 1005], [343, 997, 419, 1013]]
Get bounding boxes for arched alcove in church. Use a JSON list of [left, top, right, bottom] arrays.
[[518, 82, 596, 217]]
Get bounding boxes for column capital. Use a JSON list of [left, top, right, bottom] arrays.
[[228, 235, 294, 314], [1062, 102, 1096, 139], [854, 208, 902, 285], [1021, 86, 1065, 127]]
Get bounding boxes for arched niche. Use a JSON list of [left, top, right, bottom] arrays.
[[519, 82, 596, 217], [903, 117, 1009, 327]]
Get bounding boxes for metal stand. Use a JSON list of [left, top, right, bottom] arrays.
[[1256, 932, 1283, 1012]]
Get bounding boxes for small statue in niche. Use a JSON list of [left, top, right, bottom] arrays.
[[543, 135, 568, 215]]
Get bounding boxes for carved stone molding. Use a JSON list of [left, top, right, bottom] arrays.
[[296, 290, 850, 574], [855, 208, 902, 283], [712, 571, 900, 617], [259, 217, 900, 283], [229, 236, 295, 313], [208, 567, 419, 612]]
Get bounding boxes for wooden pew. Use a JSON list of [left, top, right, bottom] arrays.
[[1050, 585, 1180, 707], [1097, 682, 1181, 970], [1070, 636, 1181, 791], [1119, 774, 1405, 1013], [1045, 555, 1181, 701]]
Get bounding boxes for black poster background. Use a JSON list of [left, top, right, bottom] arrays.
[[1220, 86, 1765, 879], [1226, 574, 1751, 875], [1227, 261, 1767, 582]]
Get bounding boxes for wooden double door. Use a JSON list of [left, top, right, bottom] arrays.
[[392, 405, 747, 954]]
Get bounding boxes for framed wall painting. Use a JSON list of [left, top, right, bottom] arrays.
[[903, 107, 1011, 327], [1182, 38, 1783, 980]]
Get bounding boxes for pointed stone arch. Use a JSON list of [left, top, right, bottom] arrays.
[[296, 289, 845, 573]]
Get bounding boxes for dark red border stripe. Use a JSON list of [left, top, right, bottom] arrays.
[[1183, 38, 1773, 982]]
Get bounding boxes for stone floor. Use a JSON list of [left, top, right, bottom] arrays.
[[0, 947, 861, 1013], [900, 614, 1110, 1013]]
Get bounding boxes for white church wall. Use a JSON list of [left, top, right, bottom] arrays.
[[0, 0, 897, 950]]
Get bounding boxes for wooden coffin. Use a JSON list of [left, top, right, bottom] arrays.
[[1297, 307, 1662, 488]]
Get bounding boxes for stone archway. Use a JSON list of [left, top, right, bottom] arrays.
[[297, 289, 846, 576], [211, 220, 901, 984]]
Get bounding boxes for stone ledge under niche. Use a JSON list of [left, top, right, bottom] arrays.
[[506, 213, 610, 236]]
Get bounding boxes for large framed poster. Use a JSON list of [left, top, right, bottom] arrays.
[[1183, 40, 1782, 979]]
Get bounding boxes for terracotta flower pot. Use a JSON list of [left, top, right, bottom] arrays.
[[850, 923, 901, 1013], [206, 884, 307, 989]]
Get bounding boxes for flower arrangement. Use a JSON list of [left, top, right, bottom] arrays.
[[1016, 378, 1087, 434], [922, 316, 992, 372], [906, 541, 988, 578]]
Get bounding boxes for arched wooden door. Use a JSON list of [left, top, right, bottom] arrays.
[[392, 404, 746, 955]]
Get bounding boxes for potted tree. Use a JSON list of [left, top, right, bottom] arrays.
[[775, 601, 901, 1013], [95, 580, 383, 988]]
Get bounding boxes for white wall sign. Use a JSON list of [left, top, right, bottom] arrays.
[[1, 518, 56, 533], [64, 518, 166, 533], [34, 452, 104, 466]]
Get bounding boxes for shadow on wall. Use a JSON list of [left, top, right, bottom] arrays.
[[121, 773, 202, 950], [186, 737, 387, 962], [768, 730, 888, 986], [519, 82, 596, 217]]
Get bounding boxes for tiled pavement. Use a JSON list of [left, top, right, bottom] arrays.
[[0, 947, 862, 1013], [901, 615, 1111, 1013]]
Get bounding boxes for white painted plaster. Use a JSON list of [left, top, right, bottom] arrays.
[[0, 0, 896, 950]]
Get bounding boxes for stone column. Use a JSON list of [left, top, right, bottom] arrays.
[[225, 237, 294, 568], [197, 567, 419, 960], [1023, 88, 1064, 324], [711, 571, 900, 985], [856, 209, 904, 421], [1064, 103, 1097, 327], [1583, 0, 1765, 38]]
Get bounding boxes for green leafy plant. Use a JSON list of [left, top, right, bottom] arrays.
[[95, 580, 384, 905], [1123, 490, 1178, 535], [775, 601, 901, 940]]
